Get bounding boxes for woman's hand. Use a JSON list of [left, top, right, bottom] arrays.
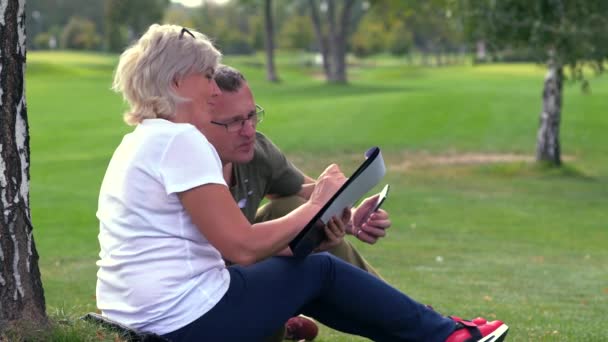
[[316, 212, 348, 252]]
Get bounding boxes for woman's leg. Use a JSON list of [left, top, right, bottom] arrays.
[[163, 253, 455, 342], [299, 255, 453, 341]]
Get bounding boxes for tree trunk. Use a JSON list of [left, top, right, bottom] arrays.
[[536, 64, 563, 166], [0, 0, 48, 331], [332, 0, 355, 84], [310, 0, 354, 84], [308, 0, 330, 79], [263, 0, 278, 82], [326, 0, 339, 82]]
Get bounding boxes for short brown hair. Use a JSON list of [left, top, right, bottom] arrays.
[[214, 65, 246, 93]]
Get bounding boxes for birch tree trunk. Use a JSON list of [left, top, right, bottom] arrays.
[[536, 64, 563, 166], [263, 0, 278, 82], [0, 0, 47, 331]]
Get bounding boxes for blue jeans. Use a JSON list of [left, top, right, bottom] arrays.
[[163, 253, 455, 341]]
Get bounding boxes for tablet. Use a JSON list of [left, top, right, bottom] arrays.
[[289, 147, 386, 257]]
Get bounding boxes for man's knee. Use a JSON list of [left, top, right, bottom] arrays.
[[327, 240, 383, 279], [255, 196, 306, 222]]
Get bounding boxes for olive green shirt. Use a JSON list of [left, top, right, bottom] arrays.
[[229, 132, 304, 222]]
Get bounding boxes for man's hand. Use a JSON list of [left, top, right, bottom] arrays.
[[350, 194, 391, 244]]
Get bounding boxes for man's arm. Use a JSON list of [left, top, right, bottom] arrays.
[[294, 174, 315, 200]]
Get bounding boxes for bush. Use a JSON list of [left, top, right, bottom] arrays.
[[279, 15, 314, 51], [33, 32, 57, 50], [105, 25, 130, 53], [217, 32, 255, 55], [61, 16, 101, 50], [350, 17, 388, 57], [387, 22, 413, 56]]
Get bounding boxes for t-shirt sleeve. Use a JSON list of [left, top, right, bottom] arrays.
[[159, 127, 227, 195], [257, 133, 304, 197]]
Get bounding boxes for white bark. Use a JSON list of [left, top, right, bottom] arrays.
[[16, 96, 29, 218], [1, 0, 47, 329], [0, 0, 7, 26], [536, 64, 563, 165]]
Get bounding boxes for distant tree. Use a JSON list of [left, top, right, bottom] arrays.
[[460, 0, 608, 165], [308, 0, 359, 83], [104, 0, 169, 52], [263, 0, 279, 82], [0, 0, 48, 332], [27, 0, 104, 50], [163, 4, 197, 28], [371, 0, 462, 66], [33, 32, 54, 49], [60, 16, 102, 50], [195, 1, 255, 55], [350, 14, 388, 57], [278, 15, 314, 50], [386, 21, 413, 56], [227, 0, 278, 79], [249, 14, 265, 50]]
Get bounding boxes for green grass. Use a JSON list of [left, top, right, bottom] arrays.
[[26, 51, 607, 341]]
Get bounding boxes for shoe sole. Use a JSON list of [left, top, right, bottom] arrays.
[[479, 324, 509, 342]]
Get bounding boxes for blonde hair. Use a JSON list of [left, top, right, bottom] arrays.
[[112, 24, 222, 125]]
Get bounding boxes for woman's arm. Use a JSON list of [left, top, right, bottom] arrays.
[[180, 164, 345, 265]]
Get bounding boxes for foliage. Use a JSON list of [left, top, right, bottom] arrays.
[[33, 32, 55, 50], [60, 17, 102, 50], [249, 14, 266, 51], [27, 0, 104, 50], [193, 1, 258, 55], [104, 0, 170, 52], [25, 0, 470, 57], [163, 5, 197, 28], [351, 0, 462, 59], [219, 31, 256, 55], [459, 0, 608, 78], [386, 21, 413, 56], [350, 15, 388, 57], [278, 15, 315, 50]]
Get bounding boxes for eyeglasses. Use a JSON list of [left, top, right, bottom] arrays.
[[210, 105, 265, 133], [179, 27, 195, 40]]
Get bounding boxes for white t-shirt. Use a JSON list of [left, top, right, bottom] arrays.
[[96, 119, 230, 335]]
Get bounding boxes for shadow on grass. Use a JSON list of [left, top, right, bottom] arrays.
[[27, 61, 115, 78], [266, 82, 418, 100], [477, 161, 596, 181]]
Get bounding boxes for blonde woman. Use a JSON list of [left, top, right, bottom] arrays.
[[96, 24, 509, 342]]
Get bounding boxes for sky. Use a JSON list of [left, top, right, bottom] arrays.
[[171, 0, 229, 7]]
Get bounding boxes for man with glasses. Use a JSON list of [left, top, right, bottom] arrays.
[[209, 65, 391, 341]]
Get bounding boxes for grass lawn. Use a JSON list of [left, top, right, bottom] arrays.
[[25, 51, 607, 341]]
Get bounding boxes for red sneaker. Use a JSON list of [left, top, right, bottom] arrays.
[[284, 315, 319, 341], [446, 317, 509, 342]]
